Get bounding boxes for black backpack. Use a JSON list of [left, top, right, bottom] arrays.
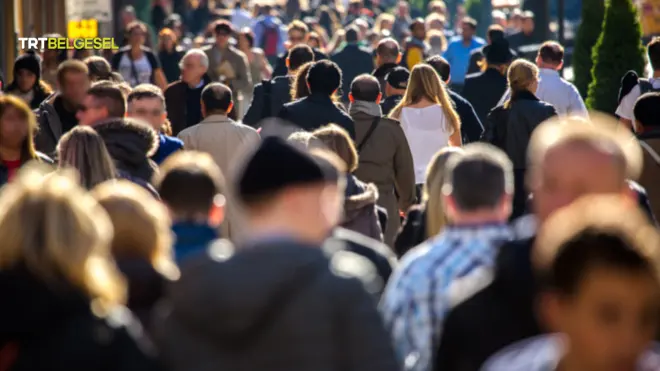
[[619, 70, 660, 104]]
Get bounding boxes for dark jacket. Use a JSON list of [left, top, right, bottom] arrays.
[[151, 133, 183, 164], [0, 152, 52, 188], [342, 175, 383, 242], [153, 238, 399, 371], [638, 130, 660, 223], [0, 266, 163, 371], [331, 44, 375, 101], [485, 90, 557, 170], [35, 93, 77, 157], [448, 90, 484, 143], [394, 204, 427, 258], [172, 222, 220, 263], [373, 63, 400, 95], [164, 74, 211, 136], [243, 75, 293, 128], [380, 94, 402, 116], [116, 258, 168, 331], [94, 118, 159, 184], [158, 48, 184, 83], [466, 46, 517, 75], [272, 48, 328, 78], [462, 68, 508, 127], [279, 93, 356, 139]]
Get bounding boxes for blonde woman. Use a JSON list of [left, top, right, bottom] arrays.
[[93, 180, 179, 329], [58, 126, 118, 190], [394, 147, 463, 257], [487, 59, 557, 219], [0, 168, 162, 369], [389, 64, 461, 191]]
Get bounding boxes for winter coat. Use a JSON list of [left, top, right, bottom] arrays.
[[243, 75, 294, 128], [373, 63, 400, 95], [116, 258, 168, 331], [0, 265, 163, 371], [448, 90, 484, 144], [350, 109, 416, 246], [380, 94, 402, 117], [278, 93, 356, 139], [342, 175, 383, 242], [638, 130, 660, 223], [35, 93, 70, 157], [94, 117, 159, 184], [394, 204, 427, 258], [461, 68, 508, 126], [151, 133, 183, 165], [153, 238, 400, 371], [172, 222, 220, 263], [331, 44, 375, 101]]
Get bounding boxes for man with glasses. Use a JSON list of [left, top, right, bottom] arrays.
[[271, 20, 328, 78], [76, 82, 126, 126], [127, 84, 184, 164]]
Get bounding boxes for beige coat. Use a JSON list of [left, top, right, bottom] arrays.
[[351, 110, 416, 247], [178, 114, 260, 241]]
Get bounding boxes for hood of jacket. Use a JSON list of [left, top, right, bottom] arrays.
[[166, 239, 329, 344], [344, 175, 379, 223], [94, 117, 159, 180], [0, 265, 92, 341]]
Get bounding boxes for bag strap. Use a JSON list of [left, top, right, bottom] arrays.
[[262, 79, 273, 118], [640, 141, 660, 166], [357, 116, 380, 153], [128, 52, 140, 86]]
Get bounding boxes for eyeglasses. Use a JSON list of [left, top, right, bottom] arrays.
[[135, 108, 164, 117]]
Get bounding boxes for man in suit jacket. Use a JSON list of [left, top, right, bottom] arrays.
[[271, 20, 328, 78], [243, 45, 315, 128], [331, 26, 374, 102], [202, 20, 251, 117]]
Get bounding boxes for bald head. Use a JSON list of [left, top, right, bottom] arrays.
[[350, 74, 381, 102], [376, 38, 401, 65]]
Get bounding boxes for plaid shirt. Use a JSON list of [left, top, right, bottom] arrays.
[[380, 223, 513, 371]]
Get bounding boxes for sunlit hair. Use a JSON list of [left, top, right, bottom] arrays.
[[0, 95, 39, 161], [57, 126, 117, 190], [504, 59, 539, 108], [92, 180, 179, 281], [0, 167, 126, 312], [388, 64, 461, 135], [424, 147, 463, 238], [312, 124, 359, 172], [374, 13, 395, 33], [158, 27, 178, 51]]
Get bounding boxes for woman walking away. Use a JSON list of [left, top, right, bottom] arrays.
[[395, 147, 463, 257], [0, 95, 51, 188], [4, 53, 52, 109], [486, 59, 557, 219], [57, 126, 118, 190], [93, 180, 179, 330], [389, 64, 462, 196], [0, 169, 163, 370]]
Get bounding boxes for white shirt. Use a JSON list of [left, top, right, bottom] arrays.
[[118, 53, 152, 87], [616, 77, 660, 123], [498, 68, 588, 118], [400, 105, 453, 184]]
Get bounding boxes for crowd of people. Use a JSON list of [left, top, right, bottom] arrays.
[[2, 0, 660, 370]]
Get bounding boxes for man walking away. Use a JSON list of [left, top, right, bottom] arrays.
[[349, 74, 416, 246], [243, 44, 314, 128], [153, 137, 400, 371], [279, 60, 355, 138], [373, 38, 403, 95], [426, 56, 484, 143], [381, 143, 514, 371], [331, 26, 374, 103], [165, 49, 211, 135], [380, 66, 408, 116]]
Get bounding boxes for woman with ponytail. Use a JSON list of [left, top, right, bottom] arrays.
[[389, 63, 461, 194]]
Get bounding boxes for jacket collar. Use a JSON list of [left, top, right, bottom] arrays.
[[200, 114, 232, 124], [305, 92, 335, 104], [373, 63, 399, 78], [511, 89, 540, 102]]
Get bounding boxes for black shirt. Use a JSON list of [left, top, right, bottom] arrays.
[[53, 95, 78, 134], [185, 84, 204, 128]]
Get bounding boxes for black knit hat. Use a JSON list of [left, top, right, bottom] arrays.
[[484, 38, 514, 65], [237, 136, 340, 203], [386, 67, 410, 90], [13, 53, 42, 81]]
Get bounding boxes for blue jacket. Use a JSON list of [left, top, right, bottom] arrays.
[[172, 222, 220, 263], [151, 133, 183, 164]]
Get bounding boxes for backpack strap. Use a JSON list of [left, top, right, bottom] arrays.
[[640, 141, 660, 166], [357, 116, 380, 153], [261, 79, 273, 118]]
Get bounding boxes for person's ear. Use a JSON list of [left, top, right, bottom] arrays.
[[442, 193, 457, 220], [446, 75, 451, 84], [209, 194, 226, 226], [348, 92, 354, 103], [557, 60, 564, 71], [227, 101, 234, 114], [396, 52, 402, 64], [539, 291, 564, 332], [376, 92, 382, 102], [201, 101, 207, 117], [286, 58, 290, 68], [161, 112, 167, 121]]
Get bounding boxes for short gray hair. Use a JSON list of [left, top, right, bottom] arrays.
[[442, 143, 513, 212], [180, 48, 209, 69]]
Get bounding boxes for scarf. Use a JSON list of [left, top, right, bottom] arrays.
[[348, 100, 382, 118]]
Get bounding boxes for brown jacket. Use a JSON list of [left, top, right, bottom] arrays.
[[351, 109, 416, 247], [202, 44, 251, 95], [639, 135, 660, 221]]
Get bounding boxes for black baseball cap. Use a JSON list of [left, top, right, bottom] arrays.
[[386, 67, 410, 90]]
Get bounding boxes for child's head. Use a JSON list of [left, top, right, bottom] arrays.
[[634, 92, 660, 130], [537, 195, 660, 370]]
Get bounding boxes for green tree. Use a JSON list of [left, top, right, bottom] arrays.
[[572, 0, 606, 98], [586, 0, 645, 113]]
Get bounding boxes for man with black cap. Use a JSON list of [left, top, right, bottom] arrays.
[[153, 136, 400, 371], [380, 66, 408, 116], [461, 38, 514, 126], [348, 74, 416, 247]]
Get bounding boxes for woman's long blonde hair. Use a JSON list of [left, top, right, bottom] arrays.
[[504, 59, 539, 109], [57, 126, 117, 190], [424, 147, 463, 238], [0, 166, 126, 312], [92, 180, 179, 281], [388, 64, 461, 135]]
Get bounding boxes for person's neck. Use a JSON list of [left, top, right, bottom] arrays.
[[538, 63, 559, 71], [172, 215, 213, 225], [130, 46, 143, 58], [247, 213, 325, 246], [0, 146, 22, 162], [187, 76, 203, 88], [378, 60, 397, 68], [216, 43, 227, 50], [205, 110, 227, 117], [451, 210, 506, 226], [462, 36, 472, 45], [652, 70, 660, 79], [61, 97, 77, 112], [390, 89, 406, 97]]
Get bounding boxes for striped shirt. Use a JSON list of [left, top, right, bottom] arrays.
[[380, 223, 514, 371]]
